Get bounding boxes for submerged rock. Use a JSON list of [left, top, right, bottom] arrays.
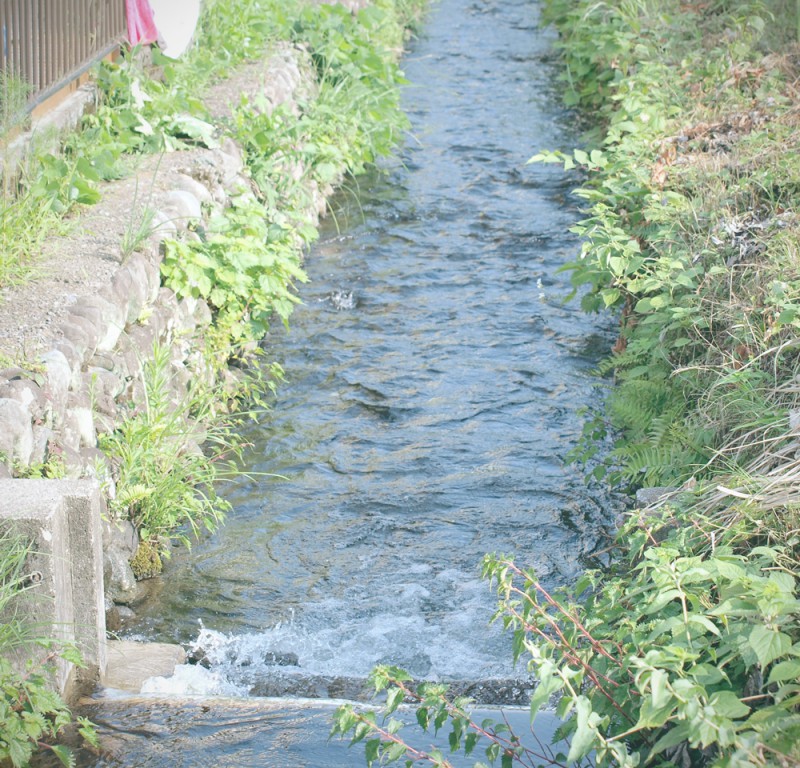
[[263, 650, 299, 667], [247, 674, 534, 706], [187, 647, 212, 669]]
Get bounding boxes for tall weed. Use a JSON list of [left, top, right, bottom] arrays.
[[100, 344, 242, 553]]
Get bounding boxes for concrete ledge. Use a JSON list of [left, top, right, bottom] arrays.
[[102, 640, 186, 692], [0, 86, 96, 182]]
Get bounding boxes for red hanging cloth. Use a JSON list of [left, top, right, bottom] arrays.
[[125, 0, 160, 46]]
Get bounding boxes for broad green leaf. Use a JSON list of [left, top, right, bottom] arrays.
[[709, 691, 750, 720], [637, 698, 675, 728], [567, 697, 599, 763], [650, 668, 670, 709], [529, 666, 563, 724], [644, 588, 681, 614], [385, 741, 407, 762], [768, 659, 800, 684], [687, 614, 721, 636], [749, 625, 792, 668]]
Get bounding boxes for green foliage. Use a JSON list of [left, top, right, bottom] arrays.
[[161, 195, 308, 346], [0, 531, 97, 767], [99, 343, 242, 552], [162, 0, 414, 347], [289, 0, 411, 173], [530, 0, 800, 490], [334, 512, 800, 767]]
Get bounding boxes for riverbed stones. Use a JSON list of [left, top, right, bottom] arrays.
[[264, 651, 300, 667], [103, 519, 142, 605], [244, 674, 536, 706], [105, 598, 122, 633], [105, 551, 141, 605]]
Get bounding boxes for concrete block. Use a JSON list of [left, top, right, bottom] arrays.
[[0, 480, 107, 699], [103, 640, 185, 692]]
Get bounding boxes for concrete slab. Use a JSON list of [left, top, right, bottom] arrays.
[[102, 640, 186, 692], [0, 479, 106, 699]]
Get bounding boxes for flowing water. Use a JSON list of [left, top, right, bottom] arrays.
[[83, 0, 618, 762]]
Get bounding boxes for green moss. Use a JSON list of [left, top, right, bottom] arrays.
[[129, 540, 163, 580]]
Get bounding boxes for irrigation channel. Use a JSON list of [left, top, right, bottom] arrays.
[[82, 0, 619, 763]]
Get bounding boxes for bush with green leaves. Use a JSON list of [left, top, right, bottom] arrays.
[[333, 505, 800, 767], [524, 0, 800, 491], [161, 195, 310, 346]]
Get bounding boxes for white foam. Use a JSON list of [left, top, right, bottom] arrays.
[[141, 664, 248, 697]]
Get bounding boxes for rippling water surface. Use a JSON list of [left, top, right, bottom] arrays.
[[87, 0, 616, 761]]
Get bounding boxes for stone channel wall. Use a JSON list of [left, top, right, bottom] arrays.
[[0, 41, 330, 695]]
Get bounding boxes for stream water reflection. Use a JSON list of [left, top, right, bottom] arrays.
[[90, 0, 617, 761]]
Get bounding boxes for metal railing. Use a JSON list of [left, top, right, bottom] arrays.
[[1, 0, 126, 110]]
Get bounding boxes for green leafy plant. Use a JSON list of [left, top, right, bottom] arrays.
[[526, 0, 800, 492], [161, 195, 308, 346], [0, 530, 98, 767], [99, 343, 245, 557], [334, 509, 800, 767]]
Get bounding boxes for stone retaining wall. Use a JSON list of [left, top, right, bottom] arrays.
[[0, 41, 331, 693]]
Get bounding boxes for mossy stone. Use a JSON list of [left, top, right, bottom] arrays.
[[129, 540, 163, 580]]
